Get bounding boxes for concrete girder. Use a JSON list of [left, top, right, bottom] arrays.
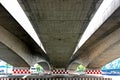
[[86, 26, 120, 69], [18, 0, 102, 68], [0, 42, 29, 67], [0, 25, 32, 67], [68, 6, 120, 69], [87, 28, 120, 69], [0, 4, 51, 70], [87, 37, 120, 69], [0, 18, 51, 70]]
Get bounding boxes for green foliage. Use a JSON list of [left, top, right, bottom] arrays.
[[36, 64, 43, 73], [76, 64, 86, 72]]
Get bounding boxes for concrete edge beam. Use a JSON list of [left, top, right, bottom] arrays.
[[0, 25, 51, 70]]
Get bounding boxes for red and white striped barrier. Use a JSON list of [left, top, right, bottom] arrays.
[[86, 70, 102, 74], [51, 70, 68, 74], [12, 69, 31, 74]]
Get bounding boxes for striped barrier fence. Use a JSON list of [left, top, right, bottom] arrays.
[[86, 70, 102, 75], [12, 69, 31, 75], [12, 68, 103, 75], [51, 70, 68, 74]]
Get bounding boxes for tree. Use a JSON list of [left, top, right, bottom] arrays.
[[36, 64, 43, 73], [77, 65, 86, 72]]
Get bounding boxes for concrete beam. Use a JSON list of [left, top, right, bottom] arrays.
[[0, 4, 51, 70], [18, 0, 101, 68], [69, 6, 120, 69], [0, 25, 32, 66], [74, 0, 120, 53], [0, 22, 51, 69], [0, 42, 29, 67], [87, 28, 120, 69], [0, 25, 40, 66]]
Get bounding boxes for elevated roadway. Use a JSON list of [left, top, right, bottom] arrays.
[[18, 0, 103, 68], [1, 0, 120, 72]]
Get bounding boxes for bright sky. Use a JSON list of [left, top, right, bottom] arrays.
[[0, 60, 6, 65], [0, 0, 46, 53]]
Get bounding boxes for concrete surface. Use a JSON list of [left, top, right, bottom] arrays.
[[69, 7, 120, 69], [0, 0, 119, 71], [18, 0, 102, 68], [0, 4, 50, 69]]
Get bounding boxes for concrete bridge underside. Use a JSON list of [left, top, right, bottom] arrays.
[[0, 4, 50, 70], [1, 0, 119, 70], [18, 0, 102, 68], [69, 6, 120, 70]]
